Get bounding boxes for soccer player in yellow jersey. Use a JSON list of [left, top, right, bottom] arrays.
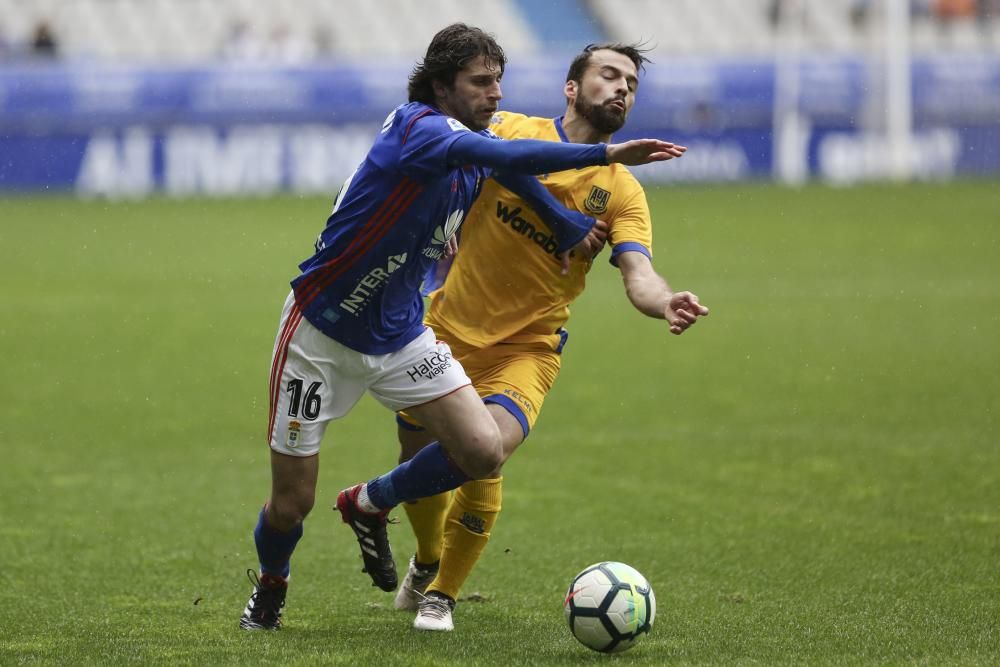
[[393, 43, 710, 631]]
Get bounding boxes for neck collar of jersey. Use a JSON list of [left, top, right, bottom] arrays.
[[554, 116, 570, 143]]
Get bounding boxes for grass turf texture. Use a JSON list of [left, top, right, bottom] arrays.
[[1, 183, 997, 665]]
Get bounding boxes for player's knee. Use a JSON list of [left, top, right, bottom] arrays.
[[479, 431, 522, 477], [484, 449, 512, 478], [461, 428, 504, 479], [269, 491, 314, 529]]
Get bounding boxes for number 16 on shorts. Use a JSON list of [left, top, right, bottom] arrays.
[[286, 379, 322, 420], [269, 375, 328, 456], [284, 379, 321, 450]]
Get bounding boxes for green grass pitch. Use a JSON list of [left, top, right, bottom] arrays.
[[1, 182, 997, 665]]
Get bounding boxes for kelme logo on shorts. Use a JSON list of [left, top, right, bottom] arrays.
[[495, 202, 558, 255], [405, 350, 453, 383]]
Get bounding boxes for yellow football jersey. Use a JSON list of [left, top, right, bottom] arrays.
[[426, 111, 653, 348]]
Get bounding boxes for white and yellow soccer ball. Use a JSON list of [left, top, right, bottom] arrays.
[[563, 561, 656, 653]]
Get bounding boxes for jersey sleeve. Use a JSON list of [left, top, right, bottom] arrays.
[[607, 174, 654, 266], [448, 133, 606, 175], [397, 112, 474, 180]]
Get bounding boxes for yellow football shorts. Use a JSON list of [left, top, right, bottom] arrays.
[[397, 322, 566, 438]]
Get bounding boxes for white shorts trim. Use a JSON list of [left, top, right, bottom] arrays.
[[266, 293, 470, 456]]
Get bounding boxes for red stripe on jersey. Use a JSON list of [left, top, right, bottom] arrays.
[[298, 178, 424, 309], [296, 180, 419, 308], [300, 182, 423, 309], [295, 177, 413, 300], [402, 108, 434, 145], [266, 305, 303, 445]]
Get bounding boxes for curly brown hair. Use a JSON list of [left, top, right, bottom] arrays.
[[408, 23, 507, 105]]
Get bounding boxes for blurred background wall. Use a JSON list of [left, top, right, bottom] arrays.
[[0, 0, 998, 197]]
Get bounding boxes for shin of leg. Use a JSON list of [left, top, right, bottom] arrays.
[[429, 477, 503, 601], [407, 386, 502, 479], [398, 425, 451, 564], [267, 450, 319, 531], [402, 490, 452, 565], [426, 408, 520, 599]]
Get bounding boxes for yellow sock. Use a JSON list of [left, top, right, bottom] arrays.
[[427, 477, 502, 601], [402, 491, 452, 565]]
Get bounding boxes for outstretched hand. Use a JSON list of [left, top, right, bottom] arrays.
[[558, 219, 608, 275], [665, 291, 709, 335], [606, 139, 687, 166]]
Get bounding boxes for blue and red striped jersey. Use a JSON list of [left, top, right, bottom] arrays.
[[291, 102, 491, 354]]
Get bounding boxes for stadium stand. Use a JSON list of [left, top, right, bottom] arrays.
[[1, 1, 998, 192], [508, 0, 605, 50], [0, 0, 539, 61], [0, 0, 997, 62], [590, 0, 999, 54]]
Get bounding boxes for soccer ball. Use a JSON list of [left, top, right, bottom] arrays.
[[563, 561, 656, 653]]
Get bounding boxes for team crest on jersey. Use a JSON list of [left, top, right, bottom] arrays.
[[584, 185, 611, 214]]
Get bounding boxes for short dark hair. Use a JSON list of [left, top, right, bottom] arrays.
[[408, 23, 507, 104], [565, 42, 652, 84]]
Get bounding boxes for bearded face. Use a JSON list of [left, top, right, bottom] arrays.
[[572, 91, 628, 134], [568, 50, 637, 135]]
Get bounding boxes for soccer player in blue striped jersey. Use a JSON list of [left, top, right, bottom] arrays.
[[240, 23, 685, 630]]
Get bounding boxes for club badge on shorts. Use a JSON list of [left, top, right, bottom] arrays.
[[286, 420, 301, 449]]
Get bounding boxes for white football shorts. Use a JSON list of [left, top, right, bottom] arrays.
[[266, 292, 471, 457]]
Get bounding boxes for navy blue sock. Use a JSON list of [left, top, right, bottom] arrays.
[[253, 506, 303, 578], [365, 441, 470, 509]]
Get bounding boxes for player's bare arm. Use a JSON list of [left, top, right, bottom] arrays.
[[617, 251, 708, 335], [605, 139, 687, 165]]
